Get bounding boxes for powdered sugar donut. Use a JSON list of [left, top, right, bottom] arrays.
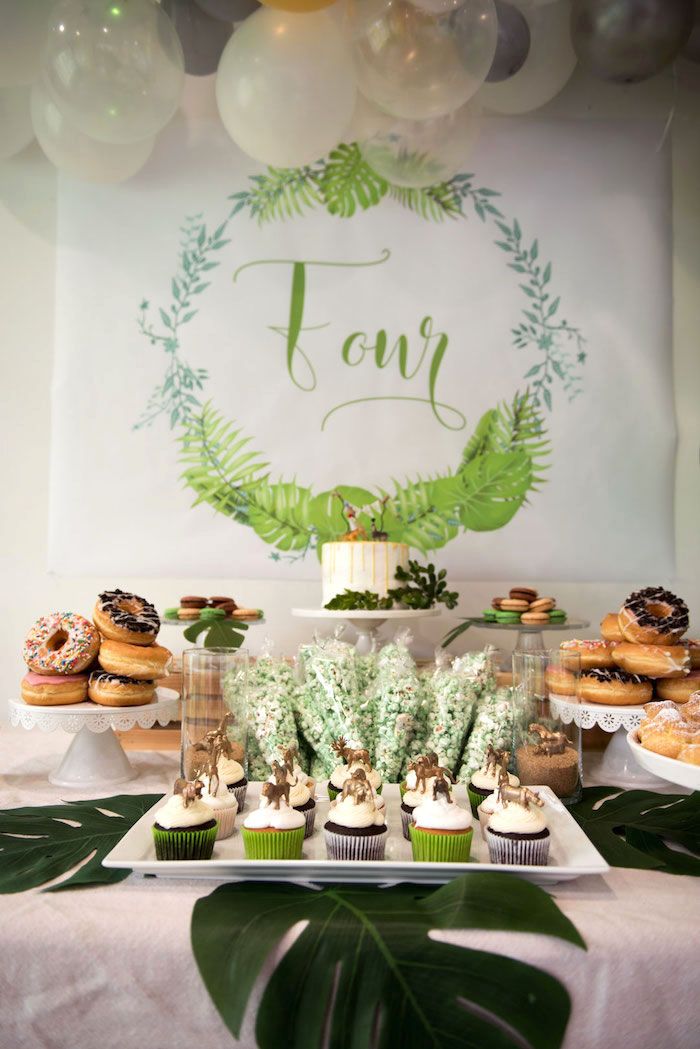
[[23, 613, 99, 675]]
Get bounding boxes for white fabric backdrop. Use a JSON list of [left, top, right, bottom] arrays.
[[48, 116, 674, 579]]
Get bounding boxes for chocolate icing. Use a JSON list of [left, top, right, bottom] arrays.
[[622, 587, 689, 634], [97, 589, 160, 635], [584, 668, 646, 685], [90, 670, 154, 687]]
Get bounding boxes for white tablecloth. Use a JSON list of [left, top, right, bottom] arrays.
[[1, 729, 698, 1049]]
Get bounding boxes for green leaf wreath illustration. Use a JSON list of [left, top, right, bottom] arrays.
[[191, 874, 586, 1049], [135, 143, 587, 561]]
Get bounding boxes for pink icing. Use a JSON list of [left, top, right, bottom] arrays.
[[23, 672, 88, 685]]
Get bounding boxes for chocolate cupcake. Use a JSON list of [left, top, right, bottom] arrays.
[[485, 789, 550, 866], [324, 773, 387, 861], [467, 747, 519, 816], [327, 737, 382, 801]]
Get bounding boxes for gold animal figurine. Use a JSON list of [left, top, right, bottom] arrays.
[[174, 778, 204, 807], [432, 771, 453, 804], [339, 768, 371, 806], [331, 736, 349, 763], [497, 769, 543, 811], [344, 746, 371, 767], [271, 759, 296, 787], [278, 743, 299, 777], [334, 492, 368, 542], [484, 745, 510, 779], [529, 723, 572, 757], [261, 780, 291, 809]]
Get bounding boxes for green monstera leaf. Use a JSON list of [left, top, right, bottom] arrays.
[[459, 451, 532, 531], [191, 874, 585, 1049], [570, 787, 700, 876], [0, 794, 162, 893], [320, 143, 388, 218]]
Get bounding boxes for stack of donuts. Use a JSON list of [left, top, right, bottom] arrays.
[[21, 589, 172, 708], [561, 586, 696, 707]]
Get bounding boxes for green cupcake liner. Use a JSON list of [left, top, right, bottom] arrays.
[[241, 825, 305, 860], [409, 824, 473, 863], [327, 782, 341, 802], [468, 786, 490, 817], [152, 823, 218, 861], [399, 780, 408, 799]]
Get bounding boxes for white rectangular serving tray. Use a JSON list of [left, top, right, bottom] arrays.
[[103, 783, 609, 886]]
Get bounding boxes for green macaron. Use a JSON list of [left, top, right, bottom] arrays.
[[549, 609, 567, 621], [495, 610, 521, 623], [200, 606, 226, 620], [482, 609, 497, 621], [164, 607, 180, 619]]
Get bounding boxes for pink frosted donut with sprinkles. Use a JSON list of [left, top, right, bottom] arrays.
[[23, 612, 100, 675], [560, 639, 617, 670]]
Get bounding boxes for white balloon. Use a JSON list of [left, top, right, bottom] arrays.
[[216, 9, 356, 168], [353, 0, 498, 120], [42, 0, 185, 145], [477, 0, 575, 113], [31, 81, 154, 182], [0, 0, 52, 87], [0, 86, 35, 161], [359, 98, 481, 187]]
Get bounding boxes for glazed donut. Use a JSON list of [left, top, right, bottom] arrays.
[[544, 666, 577, 696], [98, 639, 172, 680], [21, 672, 88, 706], [560, 639, 617, 670], [617, 587, 689, 646], [580, 668, 652, 706], [600, 613, 624, 642], [654, 670, 700, 703], [93, 589, 160, 646], [88, 671, 155, 707], [685, 641, 700, 670], [23, 612, 99, 675], [612, 642, 689, 680]]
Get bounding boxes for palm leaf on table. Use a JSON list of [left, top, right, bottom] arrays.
[[192, 873, 585, 1049], [0, 794, 162, 893]]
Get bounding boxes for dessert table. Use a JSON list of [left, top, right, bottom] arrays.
[[1, 729, 698, 1049]]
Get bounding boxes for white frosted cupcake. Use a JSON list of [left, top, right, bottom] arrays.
[[285, 775, 317, 838], [217, 753, 248, 810], [477, 790, 504, 839], [468, 763, 519, 816], [485, 797, 550, 866], [409, 796, 473, 862], [324, 790, 387, 861], [241, 797, 305, 859], [400, 778, 452, 840], [199, 773, 238, 840], [328, 757, 382, 801]]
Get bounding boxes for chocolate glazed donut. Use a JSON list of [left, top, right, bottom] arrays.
[[618, 587, 689, 647], [93, 589, 160, 646]]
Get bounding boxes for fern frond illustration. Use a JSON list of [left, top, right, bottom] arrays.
[[135, 143, 587, 561]]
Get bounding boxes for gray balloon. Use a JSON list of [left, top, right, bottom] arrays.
[[486, 1, 531, 83], [161, 0, 233, 77], [571, 0, 694, 83], [682, 0, 700, 62], [194, 0, 260, 21]]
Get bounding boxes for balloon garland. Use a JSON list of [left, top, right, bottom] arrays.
[[0, 0, 693, 181]]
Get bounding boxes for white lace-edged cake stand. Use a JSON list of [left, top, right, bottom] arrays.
[[549, 696, 662, 788], [292, 608, 440, 654], [8, 688, 180, 789]]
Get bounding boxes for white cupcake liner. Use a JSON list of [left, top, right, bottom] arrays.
[[209, 804, 237, 840], [324, 828, 387, 861], [485, 828, 550, 866], [299, 805, 316, 839], [400, 806, 415, 841], [226, 781, 247, 811], [477, 804, 492, 840]]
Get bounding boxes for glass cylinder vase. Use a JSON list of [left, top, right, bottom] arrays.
[[180, 647, 248, 780], [511, 649, 582, 806]]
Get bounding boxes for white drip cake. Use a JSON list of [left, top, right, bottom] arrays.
[[321, 542, 410, 606]]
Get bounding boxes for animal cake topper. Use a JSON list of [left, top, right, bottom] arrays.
[[189, 712, 243, 795], [432, 770, 453, 804], [261, 761, 292, 809], [333, 492, 367, 542], [484, 744, 511, 779], [408, 753, 455, 793], [173, 777, 204, 807], [497, 768, 544, 811], [278, 742, 298, 776], [339, 768, 372, 805]]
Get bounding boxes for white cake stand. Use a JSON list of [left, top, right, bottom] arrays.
[[8, 688, 180, 789], [549, 696, 662, 789], [292, 608, 440, 654]]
